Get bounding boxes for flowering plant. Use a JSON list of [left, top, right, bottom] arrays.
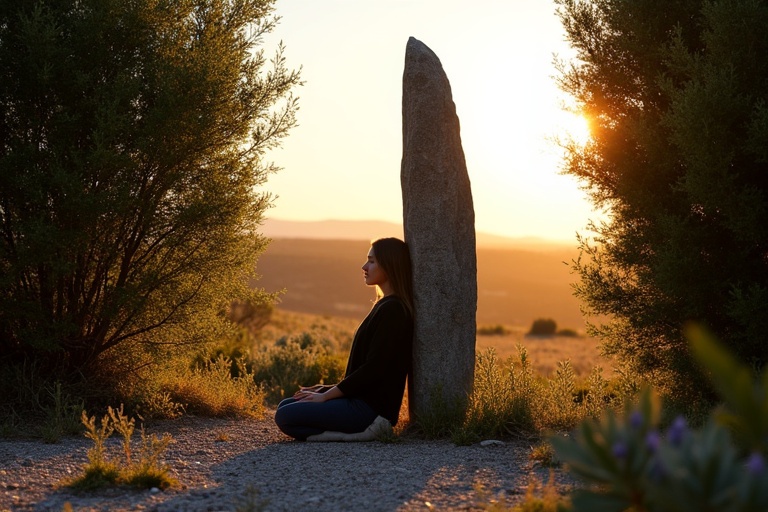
[[551, 325, 768, 512]]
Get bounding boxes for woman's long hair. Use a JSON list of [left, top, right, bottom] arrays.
[[371, 237, 414, 317]]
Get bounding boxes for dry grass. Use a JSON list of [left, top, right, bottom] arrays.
[[256, 238, 587, 328], [476, 327, 613, 377], [257, 308, 360, 353], [263, 308, 612, 378]]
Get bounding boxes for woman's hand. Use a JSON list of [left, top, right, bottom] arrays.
[[298, 384, 326, 393], [294, 391, 327, 403], [294, 385, 344, 402]]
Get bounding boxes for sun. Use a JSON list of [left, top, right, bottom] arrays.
[[553, 110, 591, 147]]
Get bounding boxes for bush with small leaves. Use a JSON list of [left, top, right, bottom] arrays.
[[252, 332, 346, 404], [168, 356, 265, 417], [551, 325, 768, 511], [67, 405, 176, 491], [528, 319, 557, 337], [477, 324, 511, 336]]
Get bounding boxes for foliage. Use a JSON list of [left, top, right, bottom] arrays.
[[39, 381, 85, 443], [455, 347, 535, 443], [0, 361, 84, 439], [451, 347, 624, 445], [165, 356, 266, 418], [67, 405, 176, 491], [551, 326, 768, 511], [530, 441, 558, 468], [252, 332, 346, 404], [478, 324, 512, 336], [528, 319, 558, 337], [555, 0, 768, 404], [415, 382, 467, 440], [0, 0, 300, 390], [474, 475, 571, 512]]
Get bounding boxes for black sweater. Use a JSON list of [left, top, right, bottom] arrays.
[[336, 295, 413, 425]]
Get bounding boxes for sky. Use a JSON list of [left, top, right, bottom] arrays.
[[261, 0, 600, 243]]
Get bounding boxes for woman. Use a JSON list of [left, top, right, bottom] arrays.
[[274, 237, 414, 441]]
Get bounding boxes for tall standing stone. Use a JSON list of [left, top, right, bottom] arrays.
[[400, 37, 477, 420]]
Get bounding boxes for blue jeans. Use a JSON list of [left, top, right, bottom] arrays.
[[274, 397, 378, 441]]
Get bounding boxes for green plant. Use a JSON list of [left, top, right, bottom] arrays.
[[546, 360, 579, 431], [530, 441, 557, 467], [69, 410, 120, 490], [120, 426, 175, 489], [0, 362, 84, 439], [477, 324, 511, 336], [455, 346, 617, 444], [0, 0, 300, 390], [558, 0, 768, 408], [551, 325, 768, 511], [528, 319, 557, 337], [506, 346, 541, 435], [39, 382, 84, 443], [414, 383, 467, 440], [461, 348, 515, 440], [168, 356, 265, 417], [474, 474, 570, 511], [252, 332, 345, 404], [67, 405, 176, 491]]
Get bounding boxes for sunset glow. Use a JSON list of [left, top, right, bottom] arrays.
[[262, 0, 600, 243]]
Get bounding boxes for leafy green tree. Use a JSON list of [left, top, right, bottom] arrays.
[[555, 0, 768, 404], [0, 0, 300, 384]]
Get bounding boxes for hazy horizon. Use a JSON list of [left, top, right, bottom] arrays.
[[261, 1, 602, 242], [261, 217, 578, 249]]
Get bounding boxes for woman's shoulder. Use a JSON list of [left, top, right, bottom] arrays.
[[374, 295, 411, 319]]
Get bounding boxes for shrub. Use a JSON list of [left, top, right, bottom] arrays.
[[166, 356, 265, 418], [252, 332, 346, 405], [416, 383, 467, 440], [477, 324, 511, 336], [551, 325, 768, 511], [66, 405, 176, 491], [528, 319, 557, 337], [0, 361, 84, 440], [474, 474, 570, 511], [455, 346, 617, 444], [455, 348, 517, 443]]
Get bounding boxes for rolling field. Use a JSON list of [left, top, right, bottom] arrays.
[[262, 308, 611, 379], [255, 239, 613, 377], [255, 238, 587, 330]]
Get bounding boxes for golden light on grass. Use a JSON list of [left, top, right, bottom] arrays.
[[266, 308, 611, 379], [475, 327, 611, 378]]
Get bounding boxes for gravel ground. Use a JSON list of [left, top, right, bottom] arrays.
[[0, 411, 576, 511]]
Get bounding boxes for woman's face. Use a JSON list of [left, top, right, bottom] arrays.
[[362, 247, 388, 288]]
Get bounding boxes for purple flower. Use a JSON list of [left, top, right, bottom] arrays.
[[629, 410, 643, 429], [649, 457, 667, 481], [667, 416, 687, 446], [612, 441, 628, 459], [746, 452, 765, 475], [645, 430, 660, 453]]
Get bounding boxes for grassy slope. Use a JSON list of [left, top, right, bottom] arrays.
[[255, 238, 586, 329]]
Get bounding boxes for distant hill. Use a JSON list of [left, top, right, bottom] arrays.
[[254, 238, 588, 330], [261, 218, 575, 251]]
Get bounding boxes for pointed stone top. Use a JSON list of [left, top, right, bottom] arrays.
[[404, 37, 442, 68]]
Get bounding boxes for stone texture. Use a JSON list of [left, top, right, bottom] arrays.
[[400, 37, 477, 420]]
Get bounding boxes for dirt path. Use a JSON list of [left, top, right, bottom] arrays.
[[0, 412, 573, 511]]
